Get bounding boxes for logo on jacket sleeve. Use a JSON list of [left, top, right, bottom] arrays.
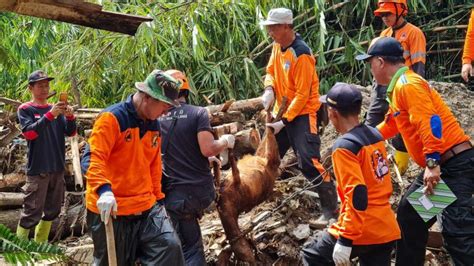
[[34, 114, 41, 119], [284, 60, 291, 72], [371, 149, 389, 181], [151, 133, 160, 148]]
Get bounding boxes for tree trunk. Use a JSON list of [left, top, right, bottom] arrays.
[[0, 172, 26, 192], [210, 111, 245, 126], [0, 204, 86, 240], [207, 97, 263, 115], [0, 192, 24, 207], [213, 122, 243, 138]]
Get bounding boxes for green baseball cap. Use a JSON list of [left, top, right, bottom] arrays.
[[135, 70, 181, 107]]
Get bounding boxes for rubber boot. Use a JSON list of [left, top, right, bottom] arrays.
[[16, 224, 30, 240], [394, 150, 409, 176], [313, 181, 339, 228], [34, 220, 52, 243]]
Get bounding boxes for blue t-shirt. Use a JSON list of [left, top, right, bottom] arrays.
[[159, 103, 213, 191]]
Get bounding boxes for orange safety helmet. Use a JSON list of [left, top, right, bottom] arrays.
[[374, 0, 408, 17], [164, 69, 190, 91]]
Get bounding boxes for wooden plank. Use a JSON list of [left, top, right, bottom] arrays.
[[69, 135, 84, 189]]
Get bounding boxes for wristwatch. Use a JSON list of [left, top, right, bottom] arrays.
[[426, 158, 439, 169]]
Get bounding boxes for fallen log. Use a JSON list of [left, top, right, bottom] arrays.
[[213, 122, 243, 138], [0, 192, 24, 208], [207, 97, 263, 114], [210, 111, 245, 127], [0, 204, 85, 240], [0, 172, 26, 191]]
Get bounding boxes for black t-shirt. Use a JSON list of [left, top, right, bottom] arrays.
[[159, 103, 213, 190], [17, 102, 77, 176]]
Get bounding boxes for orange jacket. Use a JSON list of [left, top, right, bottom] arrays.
[[377, 69, 470, 167], [264, 34, 321, 122], [380, 22, 426, 69], [328, 125, 400, 245], [84, 96, 164, 215], [462, 9, 474, 65]]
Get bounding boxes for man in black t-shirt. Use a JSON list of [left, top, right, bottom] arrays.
[[16, 70, 77, 243], [159, 70, 234, 266]]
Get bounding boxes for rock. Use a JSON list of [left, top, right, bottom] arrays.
[[292, 224, 311, 240]]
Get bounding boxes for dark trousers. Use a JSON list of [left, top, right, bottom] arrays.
[[19, 171, 65, 228], [396, 148, 474, 266], [164, 184, 215, 266], [365, 84, 407, 152], [87, 203, 184, 266], [301, 231, 395, 266], [276, 114, 327, 182]]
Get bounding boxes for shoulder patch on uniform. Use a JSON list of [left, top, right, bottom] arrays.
[[291, 38, 312, 57], [333, 125, 383, 155], [103, 102, 132, 132]]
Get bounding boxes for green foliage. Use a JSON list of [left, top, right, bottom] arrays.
[[0, 224, 65, 265], [0, 1, 472, 107]]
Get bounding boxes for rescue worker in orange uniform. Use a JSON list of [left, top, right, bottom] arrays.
[[357, 37, 474, 266], [82, 70, 185, 266], [159, 70, 235, 266], [302, 83, 400, 266], [461, 9, 474, 82], [260, 7, 338, 225], [366, 0, 427, 176]]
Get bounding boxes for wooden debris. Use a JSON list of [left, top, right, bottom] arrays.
[[0, 192, 24, 207], [69, 136, 84, 190], [0, 172, 26, 191]]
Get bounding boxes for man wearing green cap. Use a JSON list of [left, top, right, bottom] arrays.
[[82, 70, 184, 265]]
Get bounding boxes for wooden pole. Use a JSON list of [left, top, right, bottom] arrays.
[[69, 136, 84, 190], [105, 220, 117, 266]]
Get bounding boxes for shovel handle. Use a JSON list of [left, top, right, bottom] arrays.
[[105, 220, 117, 266]]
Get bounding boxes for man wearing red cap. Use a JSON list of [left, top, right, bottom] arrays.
[[366, 0, 427, 176]]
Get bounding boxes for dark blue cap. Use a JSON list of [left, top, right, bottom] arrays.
[[320, 83, 362, 110], [355, 37, 404, 61], [28, 70, 54, 84]]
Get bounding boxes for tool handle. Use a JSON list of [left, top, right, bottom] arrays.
[[105, 220, 117, 266]]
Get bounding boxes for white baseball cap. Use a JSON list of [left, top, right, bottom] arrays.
[[259, 8, 293, 26]]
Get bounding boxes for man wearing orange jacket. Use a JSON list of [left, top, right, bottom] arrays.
[[366, 0, 427, 176], [82, 70, 184, 266], [260, 8, 338, 225], [461, 9, 474, 82], [302, 83, 400, 266], [357, 37, 474, 266]]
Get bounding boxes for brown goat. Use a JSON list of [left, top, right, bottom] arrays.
[[216, 125, 281, 265]]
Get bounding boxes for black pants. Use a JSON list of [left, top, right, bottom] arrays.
[[396, 148, 474, 266], [276, 114, 327, 182], [87, 202, 184, 266], [365, 84, 407, 152], [164, 184, 215, 266], [301, 231, 395, 266]]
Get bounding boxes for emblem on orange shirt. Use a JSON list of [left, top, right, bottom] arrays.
[[151, 133, 159, 148], [284, 60, 290, 71], [372, 149, 389, 181]]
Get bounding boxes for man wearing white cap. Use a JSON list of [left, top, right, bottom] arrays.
[[260, 8, 338, 225]]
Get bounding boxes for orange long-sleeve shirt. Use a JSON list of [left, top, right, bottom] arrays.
[[380, 22, 426, 69], [328, 124, 400, 245], [377, 69, 470, 167], [462, 9, 474, 65], [264, 34, 321, 122], [83, 95, 164, 215]]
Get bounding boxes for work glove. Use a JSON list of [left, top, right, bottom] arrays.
[[266, 120, 285, 134], [208, 156, 222, 168], [332, 242, 352, 266], [261, 87, 275, 110], [96, 191, 117, 225], [220, 134, 235, 149]]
